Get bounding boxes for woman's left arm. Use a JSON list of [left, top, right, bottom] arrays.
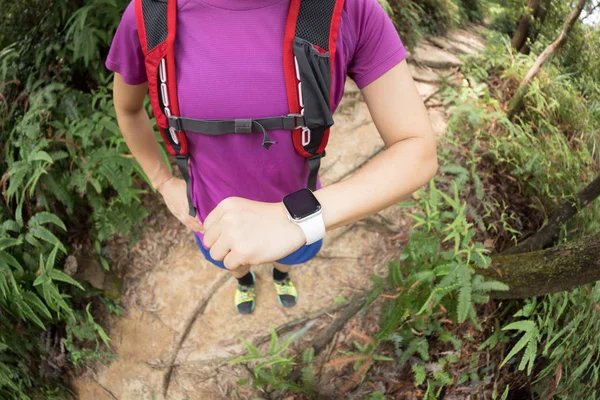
[[315, 59, 438, 230], [203, 60, 438, 269]]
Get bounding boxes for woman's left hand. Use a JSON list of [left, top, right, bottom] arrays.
[[202, 197, 306, 270]]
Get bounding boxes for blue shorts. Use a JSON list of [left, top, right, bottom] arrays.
[[194, 234, 323, 270]]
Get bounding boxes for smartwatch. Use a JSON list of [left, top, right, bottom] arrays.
[[282, 189, 326, 245]]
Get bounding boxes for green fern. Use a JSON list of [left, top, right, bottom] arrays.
[[501, 320, 539, 375], [412, 364, 427, 385]]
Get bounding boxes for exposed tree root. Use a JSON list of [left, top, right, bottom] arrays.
[[162, 273, 231, 397], [287, 294, 367, 384], [95, 379, 119, 400]]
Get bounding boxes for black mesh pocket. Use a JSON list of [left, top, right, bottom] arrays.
[[294, 37, 334, 153], [295, 0, 336, 51], [142, 0, 168, 52]]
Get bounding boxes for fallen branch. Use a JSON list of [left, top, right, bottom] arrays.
[[485, 232, 600, 299], [286, 294, 367, 383], [157, 302, 352, 372], [507, 0, 589, 118]]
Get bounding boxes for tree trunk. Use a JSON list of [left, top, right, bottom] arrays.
[[503, 175, 600, 255], [486, 232, 600, 299], [511, 0, 543, 53], [507, 0, 589, 119], [522, 0, 551, 54]]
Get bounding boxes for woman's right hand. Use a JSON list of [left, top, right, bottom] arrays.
[[157, 176, 205, 233]]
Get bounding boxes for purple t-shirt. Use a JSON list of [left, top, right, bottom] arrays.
[[107, 0, 406, 232]]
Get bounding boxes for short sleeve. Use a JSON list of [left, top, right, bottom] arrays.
[[346, 0, 407, 89], [105, 1, 148, 85]]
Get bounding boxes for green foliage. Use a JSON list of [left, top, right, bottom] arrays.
[[489, 0, 600, 100], [0, 225, 112, 398], [442, 30, 600, 246], [500, 320, 539, 375], [388, 0, 485, 49], [0, 0, 143, 396], [456, 0, 487, 22], [488, 0, 529, 37], [500, 287, 600, 399], [442, 24, 600, 399], [377, 0, 394, 15], [373, 179, 507, 392], [230, 326, 317, 396], [365, 391, 387, 400], [493, 384, 510, 400]]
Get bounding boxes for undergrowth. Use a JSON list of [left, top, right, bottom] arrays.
[[386, 0, 486, 49], [1, 0, 148, 397], [439, 28, 600, 399]]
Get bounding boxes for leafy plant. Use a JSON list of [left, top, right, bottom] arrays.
[[499, 286, 600, 399], [500, 320, 539, 375], [387, 0, 485, 49], [0, 0, 142, 397], [230, 326, 316, 395], [440, 24, 600, 399], [371, 179, 508, 393], [323, 330, 393, 393]]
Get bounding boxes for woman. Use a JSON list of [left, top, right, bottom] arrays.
[[107, 0, 437, 314]]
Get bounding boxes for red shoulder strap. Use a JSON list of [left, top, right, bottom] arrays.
[[283, 0, 302, 148], [134, 0, 187, 156], [284, 0, 346, 159]]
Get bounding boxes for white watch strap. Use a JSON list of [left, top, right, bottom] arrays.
[[298, 213, 326, 245]]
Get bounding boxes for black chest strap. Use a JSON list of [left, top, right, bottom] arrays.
[[168, 114, 306, 149]]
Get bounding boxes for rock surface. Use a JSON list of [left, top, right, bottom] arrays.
[[411, 42, 463, 69], [427, 35, 480, 55], [409, 63, 454, 84]]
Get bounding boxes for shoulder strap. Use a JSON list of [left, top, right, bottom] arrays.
[[135, 0, 196, 217], [284, 0, 346, 190], [135, 0, 186, 156]]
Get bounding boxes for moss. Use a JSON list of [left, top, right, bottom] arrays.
[[484, 232, 600, 299]]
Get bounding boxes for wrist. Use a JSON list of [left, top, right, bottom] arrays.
[[154, 175, 175, 193], [150, 163, 175, 192], [277, 202, 307, 245]]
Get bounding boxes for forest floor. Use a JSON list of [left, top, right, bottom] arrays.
[[71, 26, 487, 400]]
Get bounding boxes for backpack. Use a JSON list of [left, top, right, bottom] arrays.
[[134, 0, 345, 216]]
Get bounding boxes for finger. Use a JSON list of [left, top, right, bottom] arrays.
[[204, 197, 238, 230], [203, 204, 225, 231], [223, 251, 244, 271], [203, 224, 221, 249], [196, 217, 205, 233], [209, 236, 232, 261], [181, 215, 202, 232], [185, 215, 204, 233]]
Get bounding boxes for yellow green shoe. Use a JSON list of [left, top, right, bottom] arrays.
[[273, 273, 297, 308], [234, 272, 256, 315]]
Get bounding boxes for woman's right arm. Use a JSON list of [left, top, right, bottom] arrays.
[[113, 73, 204, 232]]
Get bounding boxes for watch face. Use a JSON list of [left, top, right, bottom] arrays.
[[283, 189, 322, 220]]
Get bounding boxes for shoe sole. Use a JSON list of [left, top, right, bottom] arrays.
[[277, 295, 297, 308], [272, 267, 298, 308], [236, 271, 256, 315]]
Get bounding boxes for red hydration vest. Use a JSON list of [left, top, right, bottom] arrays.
[[135, 0, 345, 216]]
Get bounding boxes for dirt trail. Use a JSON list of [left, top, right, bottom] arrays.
[[72, 27, 486, 400]]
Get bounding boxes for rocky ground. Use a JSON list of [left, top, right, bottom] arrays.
[[71, 26, 487, 400]]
